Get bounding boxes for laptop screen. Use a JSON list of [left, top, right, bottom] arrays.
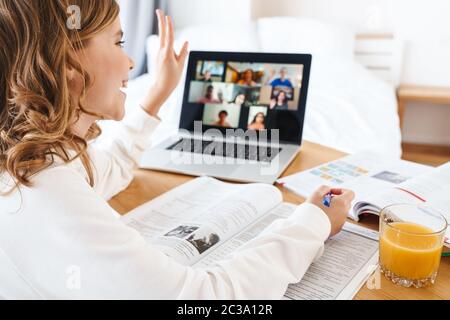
[[179, 52, 312, 144]]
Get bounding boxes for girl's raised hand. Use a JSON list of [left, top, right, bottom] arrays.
[[141, 9, 189, 117]]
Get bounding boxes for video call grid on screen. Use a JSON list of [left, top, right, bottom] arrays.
[[180, 52, 312, 144]]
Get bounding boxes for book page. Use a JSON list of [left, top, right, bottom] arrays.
[[399, 162, 450, 219], [284, 227, 378, 300], [122, 177, 282, 265], [193, 202, 296, 268], [356, 162, 450, 217], [193, 203, 379, 300], [277, 153, 381, 198], [277, 152, 430, 220], [345, 159, 431, 219], [356, 162, 450, 243]]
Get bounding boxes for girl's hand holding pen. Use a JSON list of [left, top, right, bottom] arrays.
[[307, 186, 355, 237]]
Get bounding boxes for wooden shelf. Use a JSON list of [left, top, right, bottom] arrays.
[[397, 84, 450, 129]]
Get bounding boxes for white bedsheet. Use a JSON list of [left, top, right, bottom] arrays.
[[98, 53, 402, 158], [303, 55, 402, 158]]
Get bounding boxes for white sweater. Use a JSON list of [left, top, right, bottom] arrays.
[[0, 106, 331, 300]]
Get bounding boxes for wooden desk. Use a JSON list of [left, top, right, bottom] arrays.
[[109, 141, 450, 300]]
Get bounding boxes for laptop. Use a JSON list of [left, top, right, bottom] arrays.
[[140, 51, 312, 184]]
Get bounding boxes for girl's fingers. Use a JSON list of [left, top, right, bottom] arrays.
[[157, 11, 186, 66], [316, 186, 355, 201], [330, 188, 343, 195], [317, 185, 332, 195], [167, 15, 175, 50], [156, 9, 166, 48], [336, 189, 355, 202], [177, 41, 189, 63]]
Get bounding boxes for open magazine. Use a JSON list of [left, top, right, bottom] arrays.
[[278, 154, 450, 246], [122, 177, 379, 300]]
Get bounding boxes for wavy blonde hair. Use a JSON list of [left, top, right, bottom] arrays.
[[0, 0, 120, 193]]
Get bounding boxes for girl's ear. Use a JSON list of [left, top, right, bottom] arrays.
[[66, 49, 83, 84], [65, 62, 84, 99], [67, 65, 77, 83]]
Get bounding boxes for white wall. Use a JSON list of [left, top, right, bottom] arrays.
[[168, 0, 450, 146], [168, 0, 252, 29]]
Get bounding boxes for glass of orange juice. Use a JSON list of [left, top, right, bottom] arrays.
[[379, 204, 447, 288]]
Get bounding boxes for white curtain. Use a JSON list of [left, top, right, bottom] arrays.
[[119, 0, 168, 79]]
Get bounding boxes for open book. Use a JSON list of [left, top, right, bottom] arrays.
[[278, 154, 450, 246], [122, 177, 379, 300]]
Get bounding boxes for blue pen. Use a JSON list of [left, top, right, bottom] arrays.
[[323, 192, 333, 207]]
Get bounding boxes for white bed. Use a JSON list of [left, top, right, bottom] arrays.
[[100, 17, 402, 158]]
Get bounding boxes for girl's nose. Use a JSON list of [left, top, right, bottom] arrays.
[[129, 56, 135, 70]]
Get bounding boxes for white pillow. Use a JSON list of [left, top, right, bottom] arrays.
[[257, 17, 355, 59]]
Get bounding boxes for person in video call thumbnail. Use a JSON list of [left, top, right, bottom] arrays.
[[269, 90, 289, 110], [198, 70, 212, 82], [237, 69, 257, 86], [212, 110, 232, 128], [198, 84, 220, 104], [230, 93, 246, 108], [247, 112, 266, 131], [268, 67, 293, 88]]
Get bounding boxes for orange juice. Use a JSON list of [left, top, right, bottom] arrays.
[[380, 222, 443, 280]]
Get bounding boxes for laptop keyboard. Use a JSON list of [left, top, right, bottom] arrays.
[[167, 138, 282, 163]]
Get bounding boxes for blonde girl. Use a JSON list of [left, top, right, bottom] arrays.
[[0, 0, 354, 299]]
